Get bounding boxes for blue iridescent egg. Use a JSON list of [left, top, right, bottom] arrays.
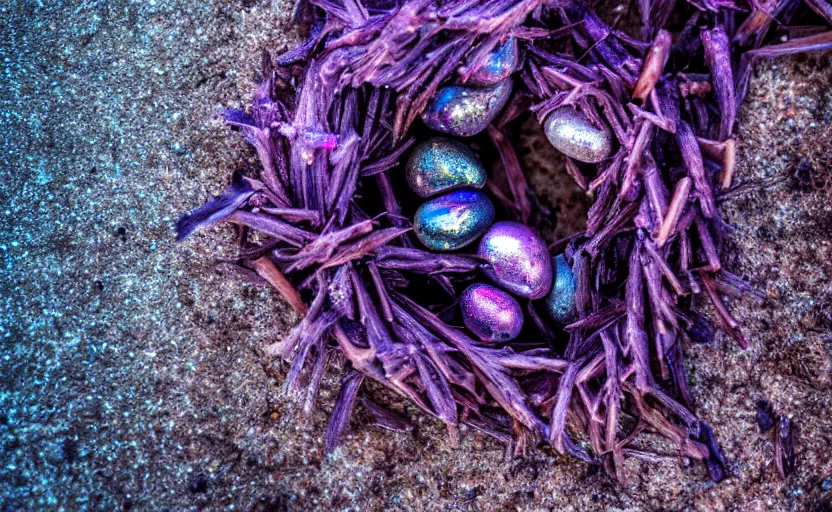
[[413, 190, 495, 251], [477, 221, 553, 299], [406, 137, 486, 198], [460, 283, 524, 342], [543, 253, 577, 324], [462, 38, 519, 87], [421, 80, 513, 137]]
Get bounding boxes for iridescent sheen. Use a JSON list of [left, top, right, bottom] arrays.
[[477, 221, 553, 299], [462, 38, 518, 87], [543, 253, 577, 324], [543, 107, 614, 163], [460, 283, 524, 342], [406, 137, 486, 198], [414, 190, 495, 251], [421, 80, 513, 137]]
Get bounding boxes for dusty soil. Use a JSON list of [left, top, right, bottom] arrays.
[[1, 0, 830, 510]]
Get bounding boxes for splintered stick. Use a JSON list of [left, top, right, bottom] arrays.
[[721, 138, 737, 189], [698, 137, 737, 190], [701, 26, 736, 141], [656, 177, 692, 247], [677, 121, 717, 218], [632, 30, 671, 103], [252, 255, 308, 315]]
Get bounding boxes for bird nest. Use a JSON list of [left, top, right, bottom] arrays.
[[177, 0, 831, 481]]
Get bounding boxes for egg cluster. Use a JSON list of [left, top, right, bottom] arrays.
[[407, 38, 580, 344]]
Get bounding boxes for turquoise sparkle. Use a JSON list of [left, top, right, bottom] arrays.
[[406, 137, 486, 198], [413, 190, 495, 251], [544, 253, 578, 324]]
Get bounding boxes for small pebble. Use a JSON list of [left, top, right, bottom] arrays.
[[188, 473, 209, 494], [756, 400, 776, 433]]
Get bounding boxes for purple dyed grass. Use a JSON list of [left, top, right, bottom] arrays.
[[176, 0, 831, 482]]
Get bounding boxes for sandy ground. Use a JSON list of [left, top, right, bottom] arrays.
[[0, 0, 830, 510]]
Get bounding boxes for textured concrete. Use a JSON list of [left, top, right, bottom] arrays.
[[1, 0, 831, 510]]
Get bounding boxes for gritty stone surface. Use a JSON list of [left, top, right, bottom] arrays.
[[1, 1, 831, 510]]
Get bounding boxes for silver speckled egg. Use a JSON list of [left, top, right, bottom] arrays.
[[543, 107, 613, 163], [462, 38, 518, 87], [406, 137, 486, 198], [543, 253, 577, 324], [414, 190, 495, 251], [460, 283, 524, 342], [478, 221, 553, 299], [421, 80, 513, 137]]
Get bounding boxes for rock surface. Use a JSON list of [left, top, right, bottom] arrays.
[[1, 0, 830, 510]]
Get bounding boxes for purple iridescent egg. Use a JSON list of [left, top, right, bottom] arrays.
[[421, 80, 513, 137], [460, 37, 519, 87], [477, 221, 553, 299], [460, 283, 524, 342]]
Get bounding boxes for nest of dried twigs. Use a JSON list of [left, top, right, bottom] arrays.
[[177, 0, 832, 482]]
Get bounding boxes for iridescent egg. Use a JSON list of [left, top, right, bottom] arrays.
[[421, 80, 512, 137], [462, 38, 519, 87], [460, 283, 524, 342], [406, 137, 486, 198], [543, 107, 613, 163], [543, 253, 577, 324], [478, 221, 553, 299], [414, 190, 495, 251]]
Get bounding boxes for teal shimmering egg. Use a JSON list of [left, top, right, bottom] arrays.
[[414, 190, 495, 251], [543, 107, 613, 163], [421, 80, 513, 137], [544, 253, 578, 324], [406, 137, 486, 198], [462, 38, 519, 87]]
